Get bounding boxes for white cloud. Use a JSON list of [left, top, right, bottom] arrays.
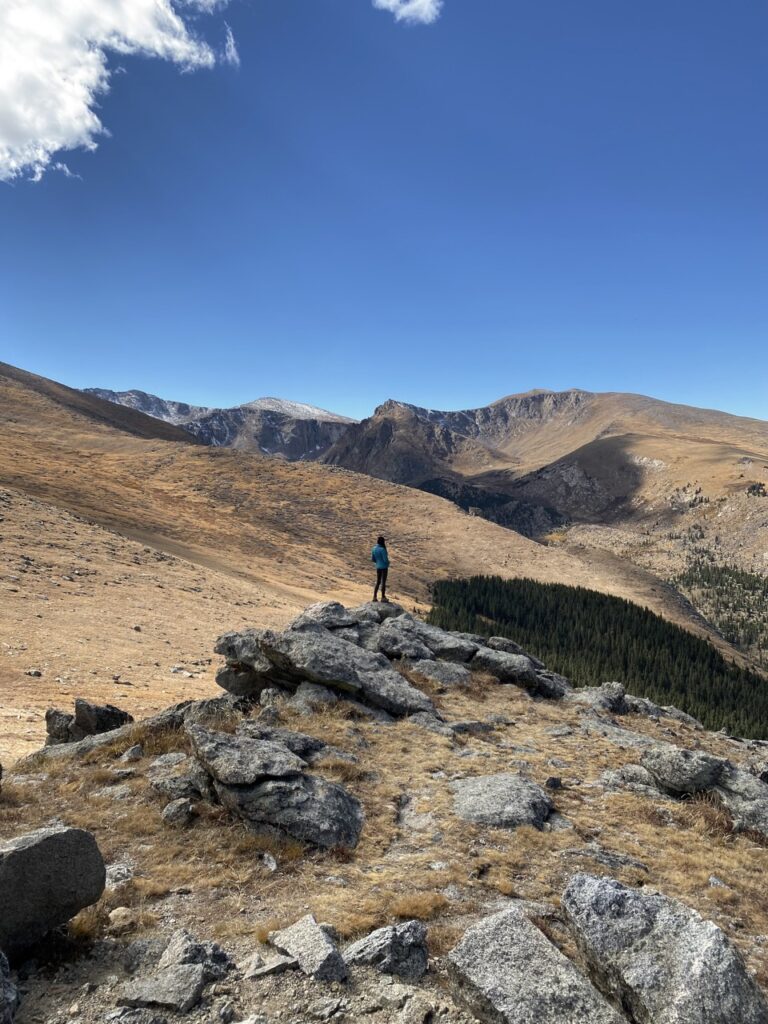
[[372, 0, 443, 24], [0, 0, 442, 183]]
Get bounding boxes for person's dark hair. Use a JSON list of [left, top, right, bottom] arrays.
[[377, 535, 386, 546]]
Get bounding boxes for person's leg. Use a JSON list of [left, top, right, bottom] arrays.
[[374, 568, 383, 601], [381, 567, 388, 601]]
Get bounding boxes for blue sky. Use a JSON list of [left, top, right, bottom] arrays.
[[1, 0, 766, 421]]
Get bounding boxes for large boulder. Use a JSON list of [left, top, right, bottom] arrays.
[[450, 774, 553, 831], [344, 920, 428, 981], [215, 773, 364, 849], [570, 682, 629, 715], [270, 915, 347, 981], [403, 616, 479, 663], [237, 722, 327, 762], [447, 908, 624, 1024], [289, 601, 359, 631], [1, 953, 17, 1024], [377, 617, 435, 661], [640, 744, 725, 795], [487, 636, 545, 669], [562, 874, 768, 1024], [348, 602, 405, 624], [187, 724, 307, 784], [256, 625, 434, 716], [714, 765, 768, 837], [470, 648, 539, 689], [0, 826, 106, 954]]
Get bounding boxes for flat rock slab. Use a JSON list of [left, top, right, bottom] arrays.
[[215, 773, 364, 849], [344, 920, 428, 981], [451, 773, 553, 831], [119, 963, 207, 1013], [0, 826, 105, 954], [447, 908, 624, 1024], [563, 874, 768, 1024], [187, 724, 307, 785], [271, 915, 347, 981]]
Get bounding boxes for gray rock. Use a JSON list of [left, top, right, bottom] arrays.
[[289, 602, 359, 631], [335, 620, 383, 653], [640, 744, 725, 795], [147, 755, 215, 802], [215, 773, 364, 849], [408, 661, 471, 687], [562, 873, 768, 1024], [215, 629, 275, 674], [119, 744, 144, 763], [119, 964, 206, 1013], [470, 648, 538, 689], [214, 665, 272, 698], [295, 681, 338, 707], [447, 908, 624, 1024], [377, 617, 435, 661], [533, 670, 573, 699], [44, 707, 75, 745], [344, 920, 428, 981], [714, 765, 768, 837], [450, 774, 553, 831], [187, 724, 306, 785], [571, 682, 628, 714], [1, 953, 18, 1024], [245, 954, 298, 978], [270, 915, 347, 981], [600, 764, 666, 798], [161, 798, 195, 828], [45, 700, 133, 745], [157, 928, 233, 981], [348, 602, 405, 624], [487, 636, 545, 669], [402, 616, 479, 663], [624, 695, 704, 729], [236, 723, 327, 762], [257, 624, 433, 717], [0, 826, 105, 954], [407, 712, 454, 738]]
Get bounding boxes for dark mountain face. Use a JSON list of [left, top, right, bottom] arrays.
[[83, 388, 356, 461]]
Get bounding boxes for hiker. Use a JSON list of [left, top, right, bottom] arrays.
[[371, 535, 390, 602]]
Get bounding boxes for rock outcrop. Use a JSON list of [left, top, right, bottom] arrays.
[[0, 826, 106, 954], [447, 907, 624, 1024], [270, 915, 347, 981], [562, 874, 768, 1024], [45, 699, 133, 746]]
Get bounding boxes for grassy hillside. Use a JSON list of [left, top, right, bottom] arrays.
[[428, 575, 768, 739]]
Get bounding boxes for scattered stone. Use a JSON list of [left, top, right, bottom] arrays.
[[545, 776, 562, 790], [344, 920, 428, 981], [157, 929, 234, 982], [407, 713, 453, 738], [245, 955, 298, 978], [161, 798, 195, 828], [119, 964, 206, 1013], [0, 826, 106, 954], [270, 915, 347, 981], [447, 908, 624, 1024], [450, 773, 553, 831], [25, 668, 42, 677], [120, 744, 144, 763], [563, 873, 768, 1024]]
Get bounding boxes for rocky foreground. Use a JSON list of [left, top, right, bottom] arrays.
[[3, 600, 768, 1023]]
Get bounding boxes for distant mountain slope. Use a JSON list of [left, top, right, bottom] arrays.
[[84, 386, 356, 460], [1, 363, 198, 445]]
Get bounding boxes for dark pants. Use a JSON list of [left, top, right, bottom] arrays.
[[374, 567, 388, 599]]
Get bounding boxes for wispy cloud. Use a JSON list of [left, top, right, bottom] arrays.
[[372, 0, 443, 24], [0, 0, 443, 183]]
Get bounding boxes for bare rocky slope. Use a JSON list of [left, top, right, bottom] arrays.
[[84, 388, 355, 460], [3, 600, 768, 1024]]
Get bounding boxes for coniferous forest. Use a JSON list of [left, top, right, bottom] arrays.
[[428, 575, 768, 739]]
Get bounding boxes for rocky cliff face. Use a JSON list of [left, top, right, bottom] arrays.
[[83, 388, 211, 425]]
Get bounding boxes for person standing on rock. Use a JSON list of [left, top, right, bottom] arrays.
[[372, 536, 390, 602]]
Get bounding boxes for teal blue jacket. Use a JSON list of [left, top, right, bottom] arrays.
[[371, 544, 390, 569]]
